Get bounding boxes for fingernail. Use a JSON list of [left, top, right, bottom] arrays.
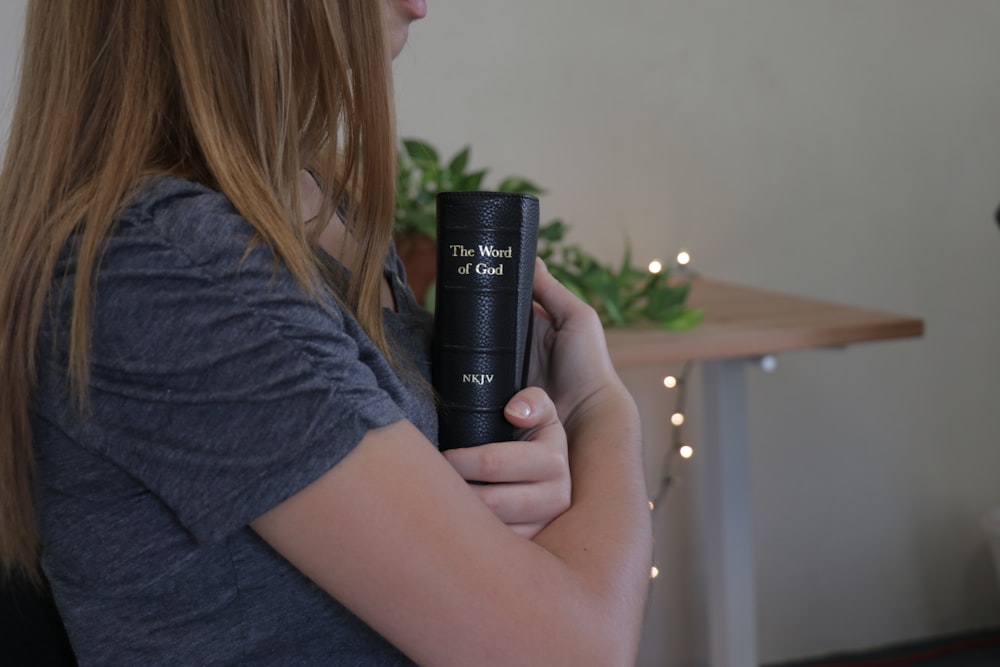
[[535, 257, 548, 273], [505, 400, 531, 419]]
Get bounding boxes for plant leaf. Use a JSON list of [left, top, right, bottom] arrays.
[[447, 146, 471, 177], [538, 219, 567, 242], [498, 177, 545, 195], [643, 282, 691, 320], [458, 169, 489, 191], [662, 307, 704, 331], [403, 138, 439, 164], [619, 238, 633, 282]]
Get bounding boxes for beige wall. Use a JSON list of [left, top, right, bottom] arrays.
[[393, 1, 1000, 664], [0, 1, 23, 151], [2, 1, 999, 664]]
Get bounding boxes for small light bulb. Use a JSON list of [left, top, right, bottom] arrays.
[[670, 412, 685, 426], [648, 500, 655, 511], [648, 259, 663, 274], [650, 565, 660, 579], [676, 250, 691, 266], [679, 445, 694, 459], [663, 375, 677, 389]]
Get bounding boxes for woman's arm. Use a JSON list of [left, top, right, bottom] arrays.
[[251, 262, 651, 667]]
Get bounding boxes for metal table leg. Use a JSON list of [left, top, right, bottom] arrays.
[[697, 358, 757, 666]]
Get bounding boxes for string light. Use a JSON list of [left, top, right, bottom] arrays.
[[649, 250, 699, 582], [650, 360, 693, 511], [648, 249, 769, 586]]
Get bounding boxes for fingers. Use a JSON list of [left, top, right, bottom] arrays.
[[442, 439, 570, 530], [443, 438, 567, 484], [442, 387, 562, 479], [509, 523, 546, 540], [531, 258, 598, 331], [471, 480, 570, 529], [443, 441, 570, 527]]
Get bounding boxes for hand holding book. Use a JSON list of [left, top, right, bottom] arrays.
[[440, 385, 570, 538]]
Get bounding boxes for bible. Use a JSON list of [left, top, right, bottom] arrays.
[[432, 191, 539, 450]]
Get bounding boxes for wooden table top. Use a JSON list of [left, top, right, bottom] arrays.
[[605, 278, 924, 368]]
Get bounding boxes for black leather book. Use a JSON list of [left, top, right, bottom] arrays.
[[432, 191, 539, 450]]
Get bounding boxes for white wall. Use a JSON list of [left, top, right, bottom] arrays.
[[0, 0, 23, 151], [392, 1, 1000, 664], [3, 1, 998, 664]]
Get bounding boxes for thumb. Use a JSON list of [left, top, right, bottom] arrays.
[[504, 386, 557, 431]]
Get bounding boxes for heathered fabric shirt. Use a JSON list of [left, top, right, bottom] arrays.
[[32, 176, 436, 665]]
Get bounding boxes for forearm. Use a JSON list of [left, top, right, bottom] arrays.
[[532, 382, 652, 663]]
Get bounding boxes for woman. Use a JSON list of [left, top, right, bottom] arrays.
[[0, 1, 652, 665]]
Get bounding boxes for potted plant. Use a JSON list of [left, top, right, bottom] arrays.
[[394, 138, 702, 331]]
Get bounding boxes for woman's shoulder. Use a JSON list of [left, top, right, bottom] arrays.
[[122, 176, 246, 237], [112, 176, 271, 276]]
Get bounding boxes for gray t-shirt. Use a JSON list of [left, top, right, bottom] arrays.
[[32, 176, 436, 665]]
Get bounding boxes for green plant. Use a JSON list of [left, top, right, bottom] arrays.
[[537, 222, 703, 331], [395, 139, 703, 330], [395, 139, 543, 238]]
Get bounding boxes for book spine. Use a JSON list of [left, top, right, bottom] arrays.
[[432, 191, 539, 450]]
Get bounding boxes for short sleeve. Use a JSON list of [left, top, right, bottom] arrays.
[[58, 182, 406, 544]]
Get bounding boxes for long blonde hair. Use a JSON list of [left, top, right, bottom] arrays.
[[0, 0, 396, 582]]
